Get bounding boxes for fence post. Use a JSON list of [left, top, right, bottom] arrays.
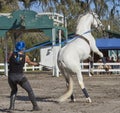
[[24, 63, 27, 72], [4, 36, 8, 76]]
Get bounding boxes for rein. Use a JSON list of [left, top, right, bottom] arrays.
[[75, 34, 90, 45], [75, 34, 92, 52], [80, 29, 93, 35]]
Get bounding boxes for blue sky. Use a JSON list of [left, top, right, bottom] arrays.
[[18, 1, 120, 15], [18, 1, 42, 13]]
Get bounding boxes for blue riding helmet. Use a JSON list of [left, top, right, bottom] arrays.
[[15, 41, 26, 52]]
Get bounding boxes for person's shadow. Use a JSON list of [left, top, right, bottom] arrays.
[[0, 95, 58, 112], [16, 95, 58, 103]]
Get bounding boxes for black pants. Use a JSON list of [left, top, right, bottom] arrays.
[[8, 73, 37, 107]]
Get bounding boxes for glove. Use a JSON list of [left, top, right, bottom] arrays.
[[35, 62, 40, 66]]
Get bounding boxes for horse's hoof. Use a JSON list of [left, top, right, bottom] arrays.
[[86, 97, 92, 103], [104, 65, 109, 72], [7, 110, 14, 113], [90, 71, 94, 76], [90, 69, 94, 76], [57, 97, 65, 103], [70, 98, 76, 102]]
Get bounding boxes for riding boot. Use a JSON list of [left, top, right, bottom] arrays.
[[9, 94, 16, 110], [32, 104, 40, 111], [29, 91, 40, 111]]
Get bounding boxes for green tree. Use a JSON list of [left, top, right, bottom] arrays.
[[0, 0, 19, 13], [0, 0, 120, 62], [18, 0, 120, 34]]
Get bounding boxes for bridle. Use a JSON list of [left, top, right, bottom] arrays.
[[91, 12, 104, 30]]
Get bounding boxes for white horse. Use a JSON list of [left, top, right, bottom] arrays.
[[57, 11, 107, 103]]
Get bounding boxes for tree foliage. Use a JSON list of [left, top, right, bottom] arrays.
[[0, 0, 119, 33], [0, 0, 119, 62], [32, 0, 120, 34], [0, 0, 19, 12]]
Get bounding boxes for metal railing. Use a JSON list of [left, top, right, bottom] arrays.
[[0, 12, 67, 27], [37, 12, 67, 27]]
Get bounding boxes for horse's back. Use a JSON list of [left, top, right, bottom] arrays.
[[58, 38, 90, 71]]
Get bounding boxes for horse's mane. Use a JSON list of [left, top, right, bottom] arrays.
[[76, 11, 95, 24], [76, 12, 89, 24]]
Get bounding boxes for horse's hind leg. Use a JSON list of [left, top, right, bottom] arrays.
[[57, 62, 74, 102], [64, 70, 76, 102], [64, 76, 75, 102], [76, 69, 92, 103]]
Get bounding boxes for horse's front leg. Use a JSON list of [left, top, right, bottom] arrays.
[[95, 51, 109, 72], [89, 56, 94, 76], [91, 44, 109, 71]]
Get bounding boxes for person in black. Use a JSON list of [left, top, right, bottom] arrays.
[[8, 41, 40, 112]]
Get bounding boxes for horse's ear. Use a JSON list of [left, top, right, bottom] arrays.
[[89, 10, 98, 15], [89, 10, 93, 13], [88, 9, 93, 13], [88, 11, 92, 16]]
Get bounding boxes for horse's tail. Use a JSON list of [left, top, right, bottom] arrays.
[[57, 75, 73, 102]]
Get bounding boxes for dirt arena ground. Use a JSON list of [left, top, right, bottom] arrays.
[[0, 72, 120, 113]]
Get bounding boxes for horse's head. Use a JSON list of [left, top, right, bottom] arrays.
[[90, 12, 105, 31]]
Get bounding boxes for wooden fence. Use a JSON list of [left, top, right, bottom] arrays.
[[0, 63, 120, 75]]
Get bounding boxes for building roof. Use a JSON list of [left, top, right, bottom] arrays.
[[96, 38, 120, 50]]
